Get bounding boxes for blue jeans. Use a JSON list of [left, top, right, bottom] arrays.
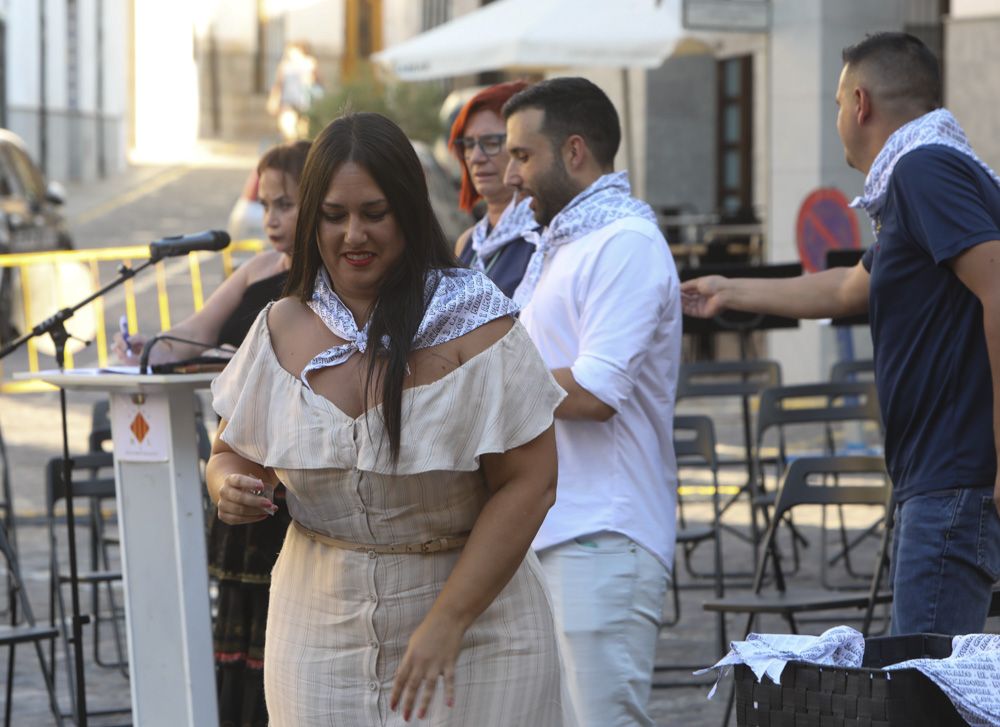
[[890, 485, 1000, 635]]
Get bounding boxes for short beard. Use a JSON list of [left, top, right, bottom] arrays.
[[531, 158, 580, 227]]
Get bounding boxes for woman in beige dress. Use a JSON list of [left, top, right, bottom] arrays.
[[205, 112, 570, 726]]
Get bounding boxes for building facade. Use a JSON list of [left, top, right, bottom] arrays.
[[2, 0, 129, 183]]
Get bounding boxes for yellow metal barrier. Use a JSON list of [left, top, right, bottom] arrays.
[[0, 240, 264, 394]]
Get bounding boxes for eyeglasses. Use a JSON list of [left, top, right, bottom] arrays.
[[454, 133, 507, 158]]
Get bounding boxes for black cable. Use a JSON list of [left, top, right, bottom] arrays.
[[139, 333, 234, 374]]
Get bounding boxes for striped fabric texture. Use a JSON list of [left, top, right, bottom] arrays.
[[212, 310, 571, 726]]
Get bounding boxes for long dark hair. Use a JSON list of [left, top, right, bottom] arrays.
[[284, 112, 457, 463]]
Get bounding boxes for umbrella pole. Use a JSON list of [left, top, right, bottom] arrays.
[[621, 67, 636, 175]]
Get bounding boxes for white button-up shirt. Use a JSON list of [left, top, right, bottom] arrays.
[[521, 217, 681, 569]]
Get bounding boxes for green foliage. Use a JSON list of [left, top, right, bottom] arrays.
[[307, 61, 446, 143]]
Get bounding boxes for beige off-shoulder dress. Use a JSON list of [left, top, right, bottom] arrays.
[[211, 307, 570, 727]]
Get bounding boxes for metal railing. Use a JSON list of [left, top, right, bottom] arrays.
[[0, 240, 264, 393]]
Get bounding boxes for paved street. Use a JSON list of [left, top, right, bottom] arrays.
[[0, 151, 996, 726]]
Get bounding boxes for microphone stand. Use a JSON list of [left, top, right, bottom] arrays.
[[0, 257, 159, 726]]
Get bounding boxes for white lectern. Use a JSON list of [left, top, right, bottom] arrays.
[[30, 371, 219, 727]]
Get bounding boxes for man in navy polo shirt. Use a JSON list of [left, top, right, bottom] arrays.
[[681, 32, 1000, 636]]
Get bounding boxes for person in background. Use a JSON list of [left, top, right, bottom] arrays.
[[114, 140, 310, 727], [207, 112, 571, 726], [503, 77, 682, 727], [267, 42, 321, 141], [682, 32, 1000, 636], [114, 141, 310, 365], [449, 81, 538, 297]]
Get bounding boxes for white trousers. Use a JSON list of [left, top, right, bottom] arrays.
[[537, 532, 669, 727]]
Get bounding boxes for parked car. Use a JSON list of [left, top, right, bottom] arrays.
[[0, 128, 73, 341], [226, 139, 473, 248]]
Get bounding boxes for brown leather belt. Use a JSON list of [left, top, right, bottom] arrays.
[[293, 520, 469, 554]]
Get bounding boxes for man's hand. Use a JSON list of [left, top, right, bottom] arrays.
[[680, 276, 729, 318]]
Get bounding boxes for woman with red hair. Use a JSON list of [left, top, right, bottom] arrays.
[[450, 81, 538, 297]]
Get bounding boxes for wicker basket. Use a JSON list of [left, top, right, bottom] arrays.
[[735, 634, 969, 726]]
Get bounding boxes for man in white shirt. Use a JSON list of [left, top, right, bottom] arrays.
[[502, 77, 681, 727]]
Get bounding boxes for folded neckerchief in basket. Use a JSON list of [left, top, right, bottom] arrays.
[[694, 625, 865, 698], [885, 633, 1000, 727]]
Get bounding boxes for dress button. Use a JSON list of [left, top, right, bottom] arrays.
[[368, 681, 378, 691], [368, 594, 377, 602], [369, 640, 378, 649], [356, 506, 366, 514], [367, 550, 377, 559]]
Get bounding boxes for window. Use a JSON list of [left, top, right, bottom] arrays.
[[422, 0, 450, 31], [716, 55, 753, 218]]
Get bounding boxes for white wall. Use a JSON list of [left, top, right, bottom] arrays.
[[946, 15, 1000, 171], [285, 1, 343, 54], [201, 1, 256, 45], [951, 0, 1000, 17], [765, 0, 902, 383], [6, 0, 42, 110], [4, 0, 128, 179], [133, 1, 200, 161], [383, 0, 422, 48]]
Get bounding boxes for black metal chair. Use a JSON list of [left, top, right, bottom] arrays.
[[675, 360, 782, 576], [0, 420, 16, 620], [654, 415, 727, 689], [0, 519, 62, 726], [703, 455, 893, 637], [45, 453, 130, 722], [750, 381, 883, 579], [703, 455, 894, 727], [665, 416, 725, 629], [0, 423, 62, 726], [830, 358, 875, 383]]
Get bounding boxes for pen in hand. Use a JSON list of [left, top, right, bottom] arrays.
[[119, 315, 134, 358]]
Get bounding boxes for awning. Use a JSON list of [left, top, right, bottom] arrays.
[[372, 0, 683, 81]]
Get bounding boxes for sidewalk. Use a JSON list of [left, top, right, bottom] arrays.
[[63, 139, 261, 250]]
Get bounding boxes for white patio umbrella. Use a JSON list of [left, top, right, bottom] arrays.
[[372, 0, 683, 80], [372, 0, 686, 172]]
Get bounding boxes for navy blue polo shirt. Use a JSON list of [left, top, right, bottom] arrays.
[[459, 235, 535, 299], [861, 144, 1000, 502]]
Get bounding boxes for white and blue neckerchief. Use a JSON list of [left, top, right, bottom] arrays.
[[511, 171, 659, 308], [301, 267, 519, 386], [851, 108, 1000, 235], [468, 194, 538, 270]]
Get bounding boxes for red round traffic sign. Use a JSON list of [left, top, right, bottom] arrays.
[[796, 188, 861, 273]]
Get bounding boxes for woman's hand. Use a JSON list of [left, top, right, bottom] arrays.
[[215, 473, 278, 525], [111, 331, 147, 364], [390, 610, 467, 721]]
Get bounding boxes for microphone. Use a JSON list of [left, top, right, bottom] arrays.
[[139, 333, 230, 374], [149, 230, 230, 261]]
